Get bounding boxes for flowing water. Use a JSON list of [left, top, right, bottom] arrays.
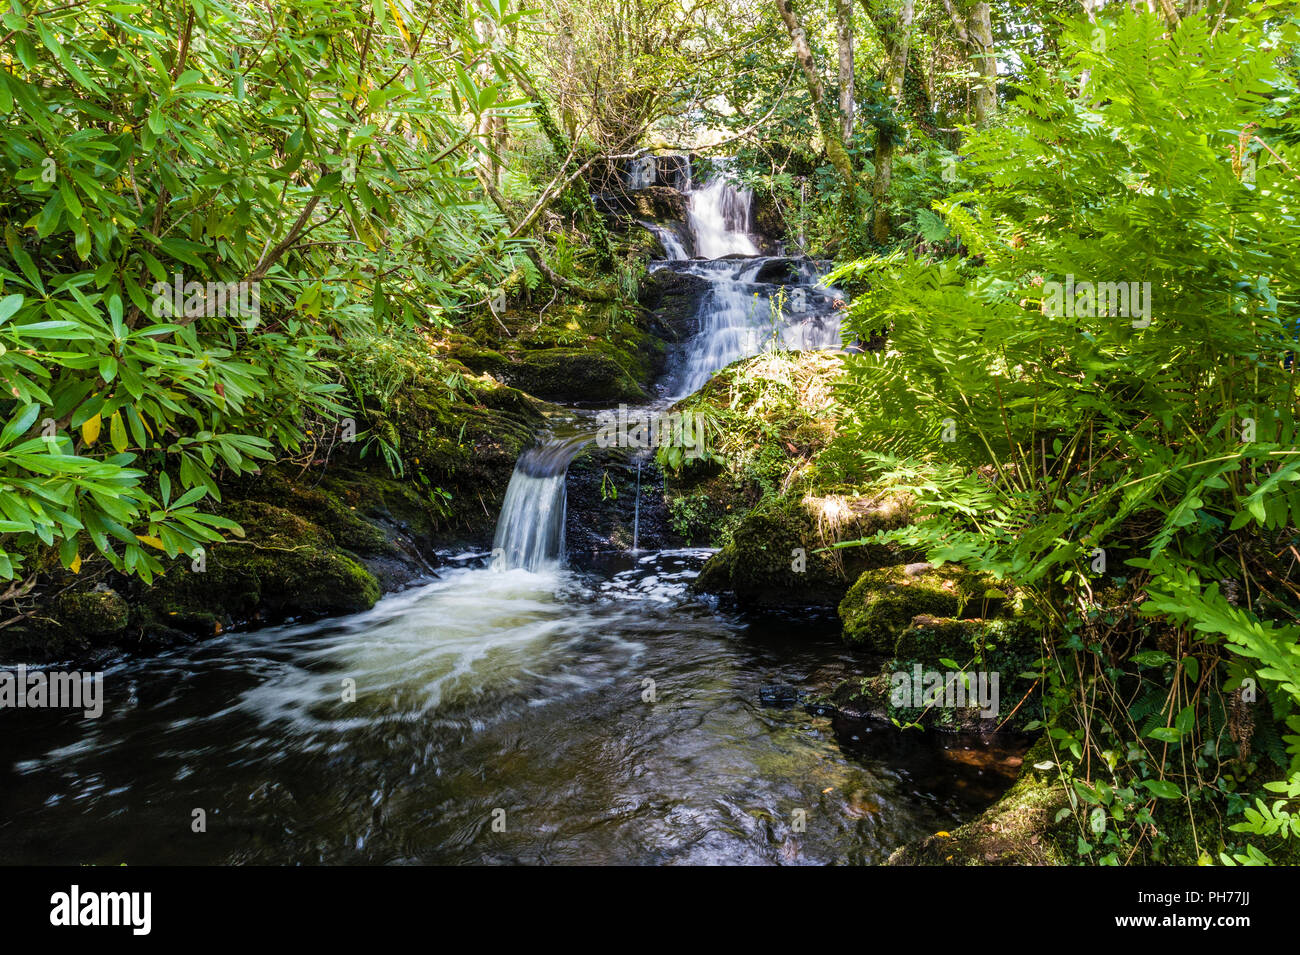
[[650, 163, 847, 397], [0, 159, 1023, 867], [0, 551, 1024, 865]]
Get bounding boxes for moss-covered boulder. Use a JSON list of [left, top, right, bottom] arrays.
[[135, 501, 382, 637], [839, 562, 1006, 652], [887, 735, 1072, 865], [505, 348, 650, 403], [694, 491, 916, 608], [52, 589, 131, 637], [888, 617, 1041, 732], [450, 301, 668, 406], [664, 351, 862, 546]]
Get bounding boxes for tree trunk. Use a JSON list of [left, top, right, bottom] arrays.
[[939, 0, 996, 125], [860, 0, 914, 242], [774, 0, 858, 195], [967, 1, 996, 125], [835, 0, 856, 142]]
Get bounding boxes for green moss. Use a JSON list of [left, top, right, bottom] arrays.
[[884, 617, 1042, 731], [451, 301, 666, 405], [888, 735, 1073, 865], [505, 347, 649, 403], [839, 562, 1003, 651], [694, 491, 915, 608], [53, 589, 130, 637], [140, 501, 381, 635]]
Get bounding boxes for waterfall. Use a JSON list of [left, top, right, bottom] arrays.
[[688, 165, 759, 259], [640, 221, 689, 260], [678, 260, 766, 395], [492, 436, 589, 572]]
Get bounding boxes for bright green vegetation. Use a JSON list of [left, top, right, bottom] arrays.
[[4, 0, 1300, 868]]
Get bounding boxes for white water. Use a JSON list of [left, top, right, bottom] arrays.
[[492, 437, 588, 571], [688, 168, 759, 259], [641, 221, 688, 260]]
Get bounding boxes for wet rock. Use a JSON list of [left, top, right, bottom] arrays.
[[563, 444, 682, 562], [759, 683, 800, 706], [592, 185, 689, 222], [886, 735, 1071, 866], [637, 269, 710, 340], [752, 257, 806, 284], [752, 190, 786, 247]]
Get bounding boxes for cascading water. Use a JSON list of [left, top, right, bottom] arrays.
[[687, 166, 759, 259], [639, 221, 689, 260], [492, 435, 590, 571], [640, 158, 847, 398]]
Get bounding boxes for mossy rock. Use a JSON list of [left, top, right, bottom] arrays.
[[502, 348, 650, 404], [138, 501, 381, 636], [243, 468, 393, 556], [693, 491, 916, 608], [888, 735, 1072, 865], [451, 301, 667, 406], [838, 562, 1006, 652], [886, 617, 1042, 732], [52, 589, 131, 638], [665, 350, 857, 549]]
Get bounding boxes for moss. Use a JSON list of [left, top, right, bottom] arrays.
[[245, 468, 393, 556], [450, 301, 667, 406], [505, 347, 649, 403], [885, 617, 1043, 732], [694, 491, 915, 608], [888, 735, 1073, 865], [53, 589, 130, 637], [838, 562, 1004, 651], [666, 351, 861, 548], [138, 501, 381, 636]]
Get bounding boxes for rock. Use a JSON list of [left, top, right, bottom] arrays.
[[694, 492, 916, 609], [592, 185, 689, 222], [563, 444, 682, 561], [759, 683, 800, 706], [752, 190, 786, 247], [753, 257, 806, 284], [497, 348, 650, 405], [886, 736, 1071, 866], [450, 301, 668, 407], [838, 562, 1003, 651], [637, 269, 710, 340], [53, 589, 130, 638]]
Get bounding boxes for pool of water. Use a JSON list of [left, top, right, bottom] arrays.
[[0, 550, 1023, 865]]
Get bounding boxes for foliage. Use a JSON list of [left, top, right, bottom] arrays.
[[828, 8, 1300, 863], [0, 0, 528, 581]]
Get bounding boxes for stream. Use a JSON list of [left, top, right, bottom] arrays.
[[0, 161, 1024, 866]]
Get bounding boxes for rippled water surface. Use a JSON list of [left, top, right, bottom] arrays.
[[0, 551, 1023, 865]]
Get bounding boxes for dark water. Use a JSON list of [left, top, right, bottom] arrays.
[[0, 551, 1023, 865]]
